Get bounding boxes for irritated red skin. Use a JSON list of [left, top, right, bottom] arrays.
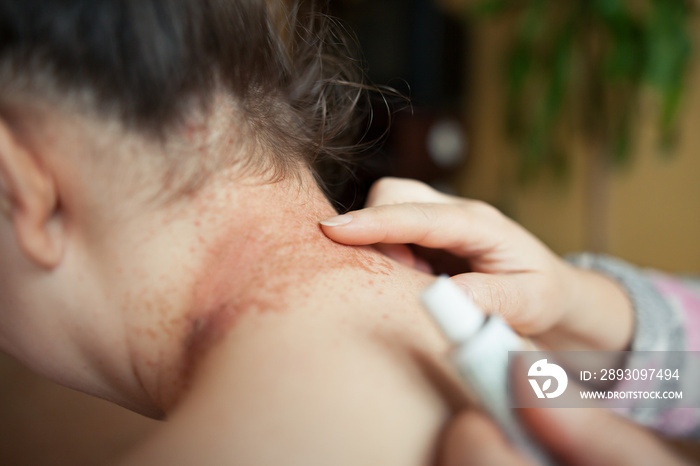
[[176, 185, 394, 395]]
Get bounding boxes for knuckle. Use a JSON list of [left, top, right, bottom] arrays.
[[366, 177, 400, 205], [370, 176, 398, 192], [489, 282, 508, 315], [466, 200, 511, 235], [367, 177, 439, 206], [467, 199, 503, 220], [406, 203, 436, 241], [488, 280, 520, 320]]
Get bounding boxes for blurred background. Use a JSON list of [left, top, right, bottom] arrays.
[[330, 0, 700, 273], [3, 0, 700, 464]]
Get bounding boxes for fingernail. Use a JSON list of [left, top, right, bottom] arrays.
[[320, 214, 353, 227]]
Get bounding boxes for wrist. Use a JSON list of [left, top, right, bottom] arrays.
[[554, 263, 634, 351]]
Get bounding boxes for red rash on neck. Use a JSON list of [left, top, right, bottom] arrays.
[[177, 188, 393, 389]]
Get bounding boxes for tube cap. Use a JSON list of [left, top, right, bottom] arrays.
[[421, 276, 485, 344]]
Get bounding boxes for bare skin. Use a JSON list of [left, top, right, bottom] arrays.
[[0, 106, 464, 464], [117, 177, 462, 464], [321, 177, 635, 353], [321, 177, 694, 465], [440, 386, 692, 466]]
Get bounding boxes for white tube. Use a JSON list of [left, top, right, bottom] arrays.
[[422, 276, 550, 465]]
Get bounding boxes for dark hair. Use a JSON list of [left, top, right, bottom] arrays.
[[0, 0, 370, 194]]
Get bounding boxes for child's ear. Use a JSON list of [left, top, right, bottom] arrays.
[[0, 118, 63, 268]]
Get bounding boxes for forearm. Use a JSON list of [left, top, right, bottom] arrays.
[[533, 257, 635, 353]]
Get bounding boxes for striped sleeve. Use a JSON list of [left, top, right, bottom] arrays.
[[566, 253, 700, 438]]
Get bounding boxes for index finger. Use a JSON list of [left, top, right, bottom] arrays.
[[319, 201, 506, 258]]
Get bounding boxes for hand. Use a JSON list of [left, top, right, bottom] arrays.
[[320, 177, 633, 351], [440, 406, 690, 466], [440, 360, 693, 465]]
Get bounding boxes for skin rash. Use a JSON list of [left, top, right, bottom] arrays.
[[1, 101, 461, 464], [145, 176, 397, 408]]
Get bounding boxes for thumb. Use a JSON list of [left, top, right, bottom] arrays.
[[449, 273, 554, 335], [519, 406, 688, 465], [439, 410, 530, 466]]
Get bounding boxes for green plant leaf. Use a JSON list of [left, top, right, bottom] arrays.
[[471, 0, 695, 180], [591, 0, 627, 21], [471, 0, 518, 17]]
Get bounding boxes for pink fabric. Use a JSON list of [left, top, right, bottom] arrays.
[[653, 277, 700, 351], [657, 409, 700, 437]]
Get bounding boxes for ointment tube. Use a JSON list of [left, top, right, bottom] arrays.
[[421, 276, 550, 465]]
